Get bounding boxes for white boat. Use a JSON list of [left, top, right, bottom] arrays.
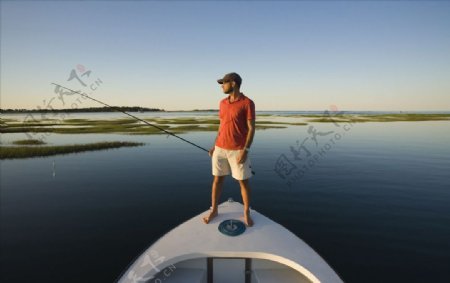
[[117, 199, 343, 283]]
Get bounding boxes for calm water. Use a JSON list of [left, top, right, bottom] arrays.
[[1, 113, 450, 282]]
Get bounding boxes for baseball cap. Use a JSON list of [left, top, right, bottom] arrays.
[[217, 72, 242, 86]]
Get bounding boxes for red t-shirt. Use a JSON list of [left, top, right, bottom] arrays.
[[215, 93, 255, 150]]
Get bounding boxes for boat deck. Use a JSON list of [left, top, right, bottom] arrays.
[[118, 200, 342, 283]]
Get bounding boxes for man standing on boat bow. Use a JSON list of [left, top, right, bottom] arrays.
[[203, 72, 255, 227]]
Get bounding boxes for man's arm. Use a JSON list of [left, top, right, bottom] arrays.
[[243, 119, 255, 150], [237, 119, 255, 163]]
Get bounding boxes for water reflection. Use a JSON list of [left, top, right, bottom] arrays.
[[1, 115, 449, 283]]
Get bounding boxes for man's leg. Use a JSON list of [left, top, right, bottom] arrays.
[[203, 175, 225, 224], [238, 179, 254, 227]]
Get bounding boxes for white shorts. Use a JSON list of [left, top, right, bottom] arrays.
[[212, 146, 253, 180]]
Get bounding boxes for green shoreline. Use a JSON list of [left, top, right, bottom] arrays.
[[0, 141, 144, 159], [1, 114, 449, 135], [304, 113, 450, 123], [0, 117, 307, 135], [1, 114, 448, 159]]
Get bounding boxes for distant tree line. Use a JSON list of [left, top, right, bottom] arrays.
[[0, 106, 165, 113]]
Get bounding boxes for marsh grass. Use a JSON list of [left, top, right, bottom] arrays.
[[256, 125, 286, 130], [307, 114, 450, 123], [0, 141, 144, 159], [3, 123, 64, 128], [2, 114, 447, 159], [0, 118, 18, 124], [1, 116, 305, 135], [256, 120, 308, 125], [12, 139, 46, 145], [2, 114, 448, 135]]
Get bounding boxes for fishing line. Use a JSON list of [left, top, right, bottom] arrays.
[[51, 83, 209, 153]]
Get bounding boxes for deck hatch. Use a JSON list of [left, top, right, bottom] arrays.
[[218, 219, 246, 236]]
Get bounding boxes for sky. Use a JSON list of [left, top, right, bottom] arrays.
[[1, 1, 449, 111]]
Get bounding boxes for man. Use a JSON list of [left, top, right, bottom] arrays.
[[202, 72, 256, 227]]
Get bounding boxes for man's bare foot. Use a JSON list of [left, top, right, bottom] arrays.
[[244, 211, 254, 227], [202, 210, 218, 224]]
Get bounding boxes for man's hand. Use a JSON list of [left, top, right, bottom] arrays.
[[237, 150, 248, 164], [208, 147, 215, 157]]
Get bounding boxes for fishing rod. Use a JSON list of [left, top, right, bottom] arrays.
[[51, 83, 209, 153]]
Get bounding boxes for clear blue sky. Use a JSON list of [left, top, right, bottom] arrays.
[[1, 1, 449, 111]]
